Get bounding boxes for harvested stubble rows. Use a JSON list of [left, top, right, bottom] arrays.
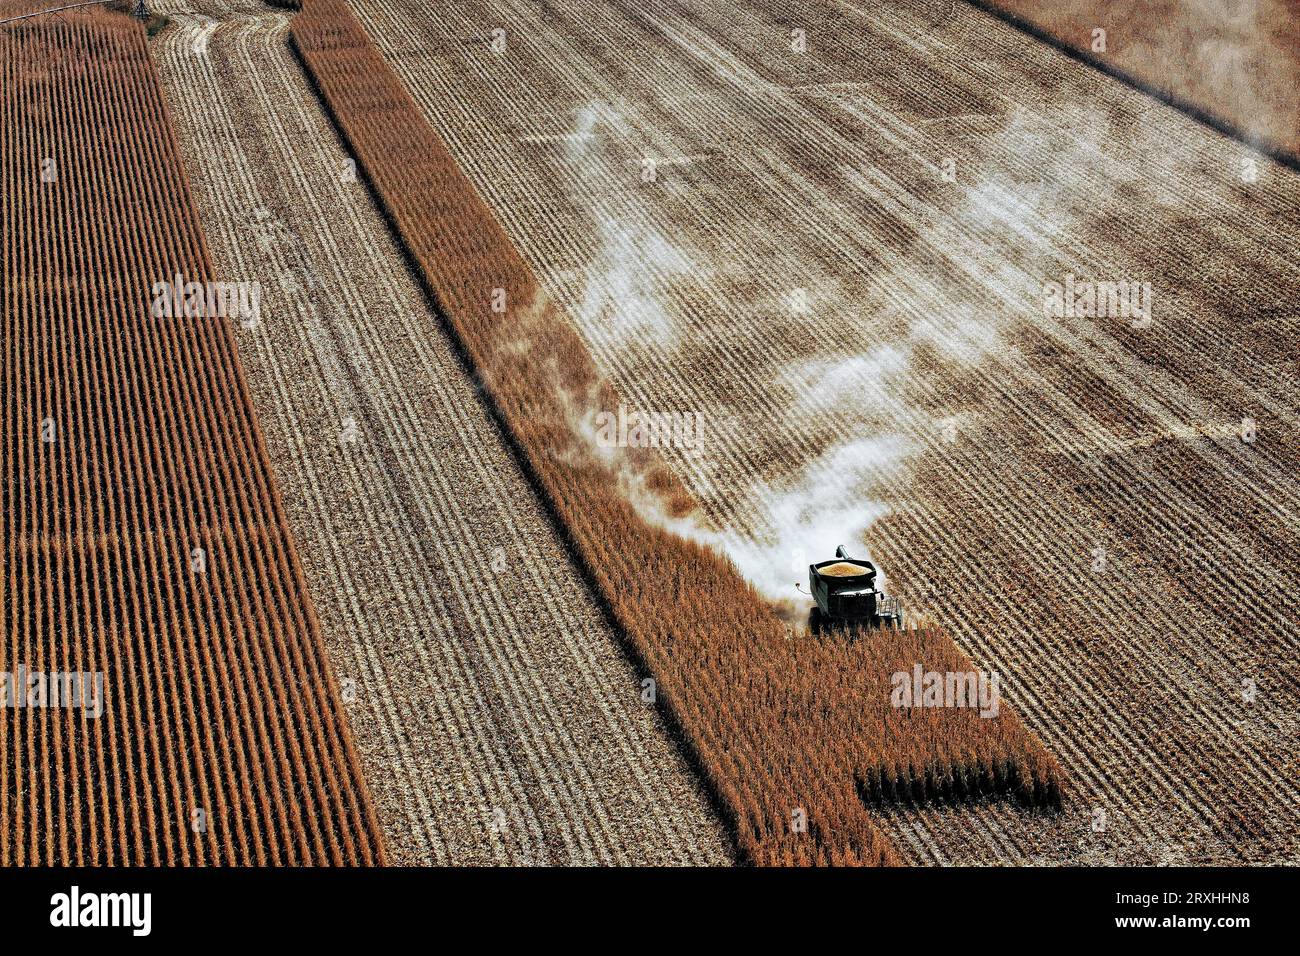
[[0, 6, 384, 864], [290, 0, 1061, 866], [353, 0, 1298, 863]]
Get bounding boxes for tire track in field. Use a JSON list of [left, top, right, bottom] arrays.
[[155, 8, 482, 862], [206, 8, 592, 866], [163, 0, 738, 868], [344, 0, 1299, 863], [151, 0, 731, 865], [161, 1, 728, 868]]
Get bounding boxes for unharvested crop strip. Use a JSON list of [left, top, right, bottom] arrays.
[[288, 0, 1062, 865], [1, 5, 386, 864]]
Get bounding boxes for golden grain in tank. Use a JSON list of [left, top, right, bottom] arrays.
[[820, 561, 869, 577]]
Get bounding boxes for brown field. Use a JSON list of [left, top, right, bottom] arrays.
[[338, 0, 1300, 863], [5, 0, 1295, 869], [290, 0, 1063, 866], [980, 0, 1300, 161], [149, 0, 731, 866], [0, 5, 384, 863]]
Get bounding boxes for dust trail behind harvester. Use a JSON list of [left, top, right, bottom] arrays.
[[543, 69, 1253, 614], [546, 103, 1088, 610]]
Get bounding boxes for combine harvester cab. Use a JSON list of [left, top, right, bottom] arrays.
[[808, 545, 903, 633]]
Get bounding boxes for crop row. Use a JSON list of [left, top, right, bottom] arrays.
[[0, 8, 385, 864]]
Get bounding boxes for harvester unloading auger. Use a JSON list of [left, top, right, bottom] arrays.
[[807, 545, 903, 633]]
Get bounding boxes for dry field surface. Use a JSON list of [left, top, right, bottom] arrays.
[[0, 5, 384, 864], [980, 0, 1300, 162], [149, 0, 732, 865], [290, 0, 1062, 865], [343, 0, 1300, 863]]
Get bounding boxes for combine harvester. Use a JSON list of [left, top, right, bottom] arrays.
[[807, 546, 904, 633]]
